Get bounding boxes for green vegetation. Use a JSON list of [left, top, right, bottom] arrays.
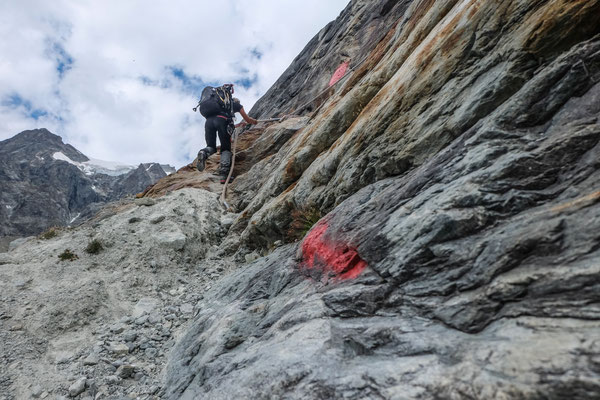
[[287, 207, 322, 242], [39, 228, 58, 240], [58, 249, 78, 261], [85, 239, 104, 255]]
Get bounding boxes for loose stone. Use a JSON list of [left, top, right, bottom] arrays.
[[31, 385, 43, 398], [109, 343, 130, 355], [116, 364, 135, 379], [83, 353, 99, 366], [68, 377, 87, 397]]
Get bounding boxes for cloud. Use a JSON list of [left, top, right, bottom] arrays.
[[0, 0, 349, 168]]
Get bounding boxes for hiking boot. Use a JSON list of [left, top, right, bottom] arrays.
[[220, 175, 235, 184], [195, 151, 207, 171], [219, 150, 232, 176]]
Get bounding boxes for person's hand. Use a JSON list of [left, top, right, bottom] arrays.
[[250, 118, 258, 125], [235, 121, 247, 128]]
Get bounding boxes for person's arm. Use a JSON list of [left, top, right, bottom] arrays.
[[239, 107, 258, 125]]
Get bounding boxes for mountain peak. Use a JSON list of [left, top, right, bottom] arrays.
[[1, 128, 89, 163], [13, 128, 63, 143]]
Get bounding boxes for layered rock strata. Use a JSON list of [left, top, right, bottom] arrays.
[[165, 0, 600, 398]]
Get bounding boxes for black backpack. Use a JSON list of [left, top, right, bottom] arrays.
[[196, 85, 234, 118]]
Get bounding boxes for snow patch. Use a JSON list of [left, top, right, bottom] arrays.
[[161, 165, 176, 175], [69, 213, 81, 224], [53, 151, 78, 165], [53, 152, 135, 176], [84, 157, 136, 176]]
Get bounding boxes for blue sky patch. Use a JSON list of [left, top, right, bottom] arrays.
[[141, 66, 253, 98], [235, 74, 259, 90], [30, 109, 48, 119], [2, 93, 50, 120], [139, 75, 159, 86], [249, 47, 263, 60], [46, 40, 74, 79], [166, 66, 213, 95]]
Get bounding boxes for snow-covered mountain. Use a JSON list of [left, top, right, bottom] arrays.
[[51, 151, 136, 176], [52, 151, 175, 177], [0, 128, 175, 237]]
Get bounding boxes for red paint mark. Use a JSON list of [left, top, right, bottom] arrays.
[[300, 222, 367, 280], [329, 61, 350, 87]]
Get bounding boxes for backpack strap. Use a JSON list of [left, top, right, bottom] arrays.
[[215, 89, 228, 106]]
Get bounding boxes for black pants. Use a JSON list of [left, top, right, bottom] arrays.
[[205, 116, 232, 153]]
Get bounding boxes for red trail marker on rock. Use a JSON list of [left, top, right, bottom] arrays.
[[300, 222, 367, 280], [329, 61, 350, 87]]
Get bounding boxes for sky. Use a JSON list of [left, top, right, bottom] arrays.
[[0, 0, 349, 168]]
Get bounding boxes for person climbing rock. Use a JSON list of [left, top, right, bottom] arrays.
[[193, 84, 258, 183]]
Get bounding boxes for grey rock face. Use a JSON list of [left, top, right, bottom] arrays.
[[233, 0, 600, 251], [116, 364, 135, 379], [249, 0, 411, 119], [165, 0, 600, 399], [0, 129, 173, 238]]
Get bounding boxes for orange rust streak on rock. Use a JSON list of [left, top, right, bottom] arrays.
[[524, 0, 600, 56], [414, 0, 479, 68], [343, 25, 398, 95], [341, 1, 470, 136], [403, 0, 440, 34], [350, 0, 481, 138], [551, 191, 600, 214], [282, 181, 299, 195]]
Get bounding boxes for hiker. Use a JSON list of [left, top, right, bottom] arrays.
[[194, 84, 258, 183]]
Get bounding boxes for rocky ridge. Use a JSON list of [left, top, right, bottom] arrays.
[[2, 0, 600, 399]]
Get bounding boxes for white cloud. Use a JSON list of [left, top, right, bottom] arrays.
[[0, 0, 349, 168]]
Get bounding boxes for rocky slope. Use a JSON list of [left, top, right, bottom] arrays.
[[0, 189, 235, 399], [0, 129, 174, 238], [2, 0, 600, 399]]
